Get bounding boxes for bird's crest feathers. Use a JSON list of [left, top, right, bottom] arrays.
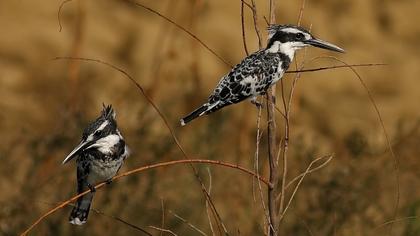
[[268, 24, 310, 34], [101, 104, 116, 120]]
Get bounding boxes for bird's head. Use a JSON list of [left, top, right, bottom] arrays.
[[62, 104, 123, 164], [266, 24, 344, 56]]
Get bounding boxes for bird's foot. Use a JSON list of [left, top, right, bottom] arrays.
[[87, 183, 96, 192], [105, 178, 113, 185], [251, 98, 264, 109]]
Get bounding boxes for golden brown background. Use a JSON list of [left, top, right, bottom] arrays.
[[1, 0, 419, 235]]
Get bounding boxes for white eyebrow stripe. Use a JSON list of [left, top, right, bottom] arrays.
[[96, 120, 109, 132], [281, 28, 302, 34]]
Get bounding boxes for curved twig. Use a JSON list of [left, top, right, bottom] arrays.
[[52, 56, 229, 231], [374, 216, 418, 230], [285, 155, 334, 190], [317, 56, 400, 233], [169, 210, 208, 236], [20, 159, 268, 235], [240, 0, 250, 56], [148, 226, 178, 236], [279, 155, 333, 220], [121, 0, 232, 68], [91, 207, 152, 235], [58, 0, 73, 32], [286, 63, 387, 73], [37, 201, 153, 235], [250, 0, 263, 48], [58, 0, 233, 67]]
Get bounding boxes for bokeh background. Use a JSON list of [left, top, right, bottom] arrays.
[[1, 0, 420, 235]]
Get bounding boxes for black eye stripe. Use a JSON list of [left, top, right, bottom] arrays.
[[296, 33, 304, 39], [267, 31, 305, 48]]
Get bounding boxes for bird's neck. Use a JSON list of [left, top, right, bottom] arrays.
[[266, 41, 295, 61], [94, 134, 122, 155]]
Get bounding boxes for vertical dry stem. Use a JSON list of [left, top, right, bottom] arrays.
[[266, 1, 279, 235]]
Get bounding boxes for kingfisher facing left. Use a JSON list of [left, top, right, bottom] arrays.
[[180, 24, 344, 126], [62, 105, 129, 225]]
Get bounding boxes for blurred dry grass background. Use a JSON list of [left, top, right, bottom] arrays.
[[1, 0, 420, 235]]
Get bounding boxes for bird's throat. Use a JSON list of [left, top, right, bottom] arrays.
[[267, 41, 295, 61]]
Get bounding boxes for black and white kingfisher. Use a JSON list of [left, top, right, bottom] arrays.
[[62, 105, 129, 225], [180, 24, 344, 126]]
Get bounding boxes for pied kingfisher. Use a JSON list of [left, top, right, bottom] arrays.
[[180, 24, 344, 125], [62, 105, 129, 225]]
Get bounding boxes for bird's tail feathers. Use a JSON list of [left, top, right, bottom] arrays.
[[69, 192, 94, 225], [180, 102, 218, 126]]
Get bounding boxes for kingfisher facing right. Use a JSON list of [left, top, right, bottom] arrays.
[[180, 24, 344, 126]]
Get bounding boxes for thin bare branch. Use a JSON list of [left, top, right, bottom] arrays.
[[145, 0, 178, 99], [90, 208, 152, 235], [374, 216, 418, 230], [250, 0, 263, 48], [279, 155, 333, 220], [317, 56, 400, 233], [121, 0, 232, 68], [286, 63, 387, 73], [296, 0, 306, 26], [278, 22, 311, 218], [240, 0, 250, 56], [52, 56, 227, 233], [241, 0, 253, 10], [149, 226, 178, 236], [169, 210, 208, 236], [206, 168, 229, 236], [160, 198, 165, 236], [263, 16, 270, 26], [57, 0, 73, 32], [285, 155, 334, 190], [38, 201, 152, 235], [253, 100, 271, 231], [20, 159, 268, 236], [278, 75, 290, 216], [205, 168, 215, 236], [301, 220, 314, 236], [266, 1, 278, 235]]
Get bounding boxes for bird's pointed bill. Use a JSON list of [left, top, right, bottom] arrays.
[[306, 38, 345, 53], [62, 141, 89, 164]]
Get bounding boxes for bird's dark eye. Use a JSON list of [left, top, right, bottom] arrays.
[[94, 130, 102, 136], [296, 33, 304, 40]]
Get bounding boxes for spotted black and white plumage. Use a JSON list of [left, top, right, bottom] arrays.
[[180, 24, 344, 126], [62, 105, 129, 225]]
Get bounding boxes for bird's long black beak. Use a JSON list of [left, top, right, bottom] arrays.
[[62, 140, 90, 164], [306, 38, 345, 53]]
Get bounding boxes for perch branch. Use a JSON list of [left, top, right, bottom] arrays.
[[21, 159, 268, 235], [52, 56, 227, 232]]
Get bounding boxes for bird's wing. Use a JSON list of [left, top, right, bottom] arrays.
[[69, 158, 94, 225], [76, 158, 91, 193], [208, 51, 275, 107]]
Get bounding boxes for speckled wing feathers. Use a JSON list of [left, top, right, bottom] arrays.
[[207, 50, 290, 113], [180, 50, 291, 125]]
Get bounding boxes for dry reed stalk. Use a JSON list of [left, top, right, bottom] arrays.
[[266, 0, 280, 235]]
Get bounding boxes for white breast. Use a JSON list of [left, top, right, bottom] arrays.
[[88, 158, 123, 184]]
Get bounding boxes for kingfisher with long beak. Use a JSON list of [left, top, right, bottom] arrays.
[[62, 105, 129, 225], [180, 24, 344, 125]]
